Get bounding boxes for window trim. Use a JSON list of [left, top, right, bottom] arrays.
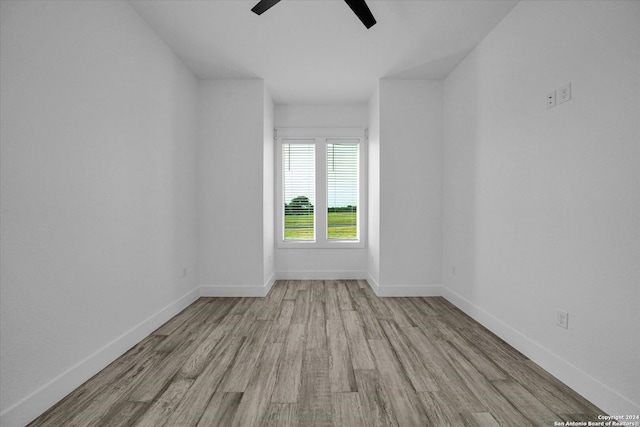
[[276, 128, 367, 249]]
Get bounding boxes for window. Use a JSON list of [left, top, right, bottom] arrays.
[[327, 141, 358, 240], [276, 128, 366, 248], [283, 142, 315, 241]]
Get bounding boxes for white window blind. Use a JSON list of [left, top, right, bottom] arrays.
[[327, 141, 359, 240], [283, 143, 315, 241]]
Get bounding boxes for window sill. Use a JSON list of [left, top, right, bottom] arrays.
[[277, 240, 365, 249]]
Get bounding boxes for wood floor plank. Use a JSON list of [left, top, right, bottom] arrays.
[[327, 319, 357, 392], [297, 280, 310, 291], [227, 296, 256, 316], [461, 411, 502, 427], [218, 320, 273, 392], [291, 289, 311, 324], [354, 369, 398, 427], [445, 326, 508, 381], [163, 335, 244, 426], [306, 301, 327, 350], [297, 347, 333, 427], [415, 312, 450, 340], [31, 281, 605, 427], [267, 299, 295, 343], [152, 299, 209, 336], [232, 343, 283, 427], [258, 282, 286, 320], [261, 403, 298, 427], [310, 280, 326, 302], [271, 324, 306, 403], [357, 279, 377, 298], [28, 336, 164, 426], [364, 291, 393, 320], [130, 314, 219, 403], [345, 279, 365, 300], [524, 359, 601, 416], [325, 286, 341, 320], [283, 280, 299, 300], [419, 391, 463, 426], [412, 297, 439, 316], [331, 392, 365, 427], [65, 339, 169, 427], [492, 379, 560, 425], [335, 280, 353, 311], [65, 351, 165, 427], [381, 298, 416, 327], [133, 378, 194, 427], [153, 301, 217, 353], [232, 298, 262, 337], [456, 325, 526, 368], [342, 310, 375, 370], [196, 392, 243, 427], [100, 401, 148, 427], [427, 297, 478, 330], [367, 339, 430, 426], [178, 314, 241, 379], [205, 297, 243, 324], [128, 337, 198, 402], [397, 296, 433, 328], [436, 339, 534, 426], [457, 326, 590, 415], [351, 296, 386, 340], [400, 327, 485, 412], [379, 319, 439, 392]]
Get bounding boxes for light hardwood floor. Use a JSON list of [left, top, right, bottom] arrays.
[[29, 280, 603, 426]]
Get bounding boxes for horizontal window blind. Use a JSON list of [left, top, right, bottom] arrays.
[[283, 143, 315, 241], [327, 141, 358, 240]]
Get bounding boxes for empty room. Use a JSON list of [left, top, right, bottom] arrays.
[[1, 0, 638, 426]]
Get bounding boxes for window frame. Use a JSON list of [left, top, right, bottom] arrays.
[[276, 128, 367, 249]]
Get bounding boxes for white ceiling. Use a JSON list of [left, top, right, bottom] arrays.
[[129, 0, 518, 104]]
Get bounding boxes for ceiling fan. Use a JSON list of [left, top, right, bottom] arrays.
[[251, 0, 377, 29]]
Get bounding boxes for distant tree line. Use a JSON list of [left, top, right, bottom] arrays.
[[285, 196, 357, 215], [328, 206, 357, 213]]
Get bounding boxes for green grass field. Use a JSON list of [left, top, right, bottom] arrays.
[[285, 212, 356, 240]]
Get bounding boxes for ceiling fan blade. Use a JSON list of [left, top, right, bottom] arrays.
[[251, 0, 281, 15], [343, 0, 377, 29]]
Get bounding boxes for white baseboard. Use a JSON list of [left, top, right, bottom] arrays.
[[366, 272, 442, 297], [442, 286, 640, 416], [0, 287, 200, 427], [199, 274, 276, 297], [374, 284, 442, 297], [276, 270, 367, 280]]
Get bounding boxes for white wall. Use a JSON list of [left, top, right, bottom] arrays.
[[442, 0, 640, 414], [374, 80, 443, 295], [368, 87, 381, 284], [264, 89, 275, 284], [0, 1, 199, 425], [274, 104, 369, 277], [198, 79, 275, 294], [275, 104, 368, 129]]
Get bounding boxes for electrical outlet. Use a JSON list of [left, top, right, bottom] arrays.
[[452, 266, 456, 276], [558, 83, 571, 103], [556, 310, 569, 329], [547, 90, 557, 109], [182, 268, 188, 278]]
